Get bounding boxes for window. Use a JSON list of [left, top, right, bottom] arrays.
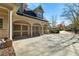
[[0, 18, 3, 28], [37, 12, 43, 18]]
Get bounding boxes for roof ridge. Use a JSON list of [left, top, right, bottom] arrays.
[[33, 5, 44, 12]]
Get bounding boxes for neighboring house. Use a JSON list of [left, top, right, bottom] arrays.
[[56, 24, 65, 30], [0, 3, 49, 40]]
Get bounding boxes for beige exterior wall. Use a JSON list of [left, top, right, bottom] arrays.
[[0, 4, 49, 39], [0, 7, 9, 39]]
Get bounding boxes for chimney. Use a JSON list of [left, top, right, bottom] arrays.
[[20, 3, 27, 12]]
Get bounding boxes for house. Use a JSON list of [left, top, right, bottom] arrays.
[[0, 3, 49, 40], [56, 24, 65, 30]]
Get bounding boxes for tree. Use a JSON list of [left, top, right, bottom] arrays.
[[61, 4, 79, 33], [51, 16, 57, 28]]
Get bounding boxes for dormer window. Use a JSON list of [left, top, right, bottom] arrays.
[[37, 12, 43, 18], [33, 5, 44, 19], [16, 4, 44, 19]]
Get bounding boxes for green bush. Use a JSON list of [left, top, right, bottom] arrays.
[[49, 29, 59, 33]]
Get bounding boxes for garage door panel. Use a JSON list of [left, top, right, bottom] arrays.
[[13, 24, 29, 39], [22, 32, 28, 37], [22, 25, 28, 31], [13, 24, 21, 31], [13, 32, 21, 37]]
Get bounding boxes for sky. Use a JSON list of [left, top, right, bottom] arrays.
[[27, 3, 69, 25]]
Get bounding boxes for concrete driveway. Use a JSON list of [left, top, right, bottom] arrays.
[[13, 31, 79, 56]]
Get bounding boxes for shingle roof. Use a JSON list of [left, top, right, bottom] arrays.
[[23, 9, 37, 17], [16, 7, 48, 22]]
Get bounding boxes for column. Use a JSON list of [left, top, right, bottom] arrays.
[[42, 26, 44, 35], [39, 26, 41, 35], [28, 26, 30, 37], [10, 11, 13, 40], [21, 25, 22, 37], [31, 24, 33, 37]]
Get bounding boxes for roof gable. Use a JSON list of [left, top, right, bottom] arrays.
[[33, 5, 44, 13]]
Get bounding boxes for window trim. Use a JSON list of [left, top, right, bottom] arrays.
[[0, 17, 3, 29]]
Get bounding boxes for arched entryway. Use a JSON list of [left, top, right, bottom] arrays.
[[33, 23, 42, 36], [13, 20, 31, 39]]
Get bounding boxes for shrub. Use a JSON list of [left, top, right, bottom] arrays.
[[49, 28, 59, 33]]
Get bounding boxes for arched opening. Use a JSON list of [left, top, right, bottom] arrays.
[[33, 23, 42, 36], [13, 20, 31, 39]]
